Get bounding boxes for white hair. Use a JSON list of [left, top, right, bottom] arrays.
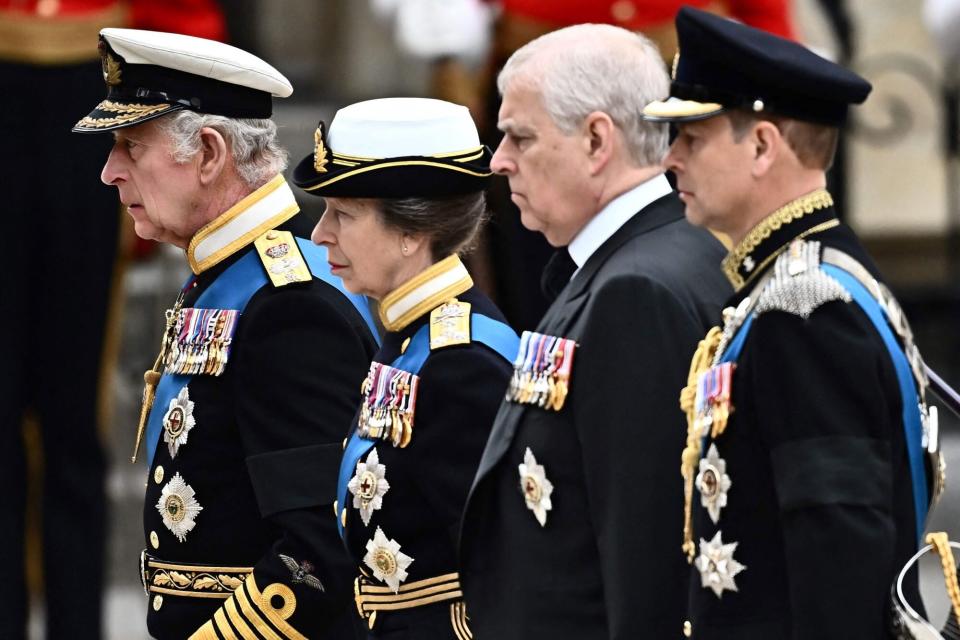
[[497, 24, 669, 166], [159, 111, 288, 188]]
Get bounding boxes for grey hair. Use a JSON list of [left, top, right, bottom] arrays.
[[497, 24, 669, 166], [159, 111, 288, 188]]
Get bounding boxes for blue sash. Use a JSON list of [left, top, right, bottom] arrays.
[[144, 240, 377, 467], [823, 265, 927, 542], [336, 314, 519, 538], [718, 267, 928, 542]]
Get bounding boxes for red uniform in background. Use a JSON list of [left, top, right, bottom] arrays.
[[499, 0, 793, 38], [0, 3, 224, 638], [131, 0, 225, 41]]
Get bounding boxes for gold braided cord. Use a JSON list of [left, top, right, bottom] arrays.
[[722, 189, 834, 290], [926, 532, 960, 626], [679, 326, 723, 563]]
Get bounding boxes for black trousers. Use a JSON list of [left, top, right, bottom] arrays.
[[0, 60, 120, 640]]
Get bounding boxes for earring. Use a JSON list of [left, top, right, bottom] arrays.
[[401, 243, 409, 255]]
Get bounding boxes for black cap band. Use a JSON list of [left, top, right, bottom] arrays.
[[106, 62, 272, 119]]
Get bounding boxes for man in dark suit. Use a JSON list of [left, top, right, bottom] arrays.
[[459, 23, 730, 639], [74, 29, 379, 639], [641, 8, 946, 638]]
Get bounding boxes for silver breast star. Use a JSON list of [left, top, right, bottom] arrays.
[[696, 444, 732, 524], [695, 530, 746, 598]]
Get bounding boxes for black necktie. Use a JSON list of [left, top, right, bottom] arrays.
[[540, 248, 577, 301]]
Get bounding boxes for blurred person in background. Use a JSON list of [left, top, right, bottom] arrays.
[[74, 28, 379, 639], [0, 1, 223, 638], [925, 0, 960, 62], [293, 97, 519, 640]]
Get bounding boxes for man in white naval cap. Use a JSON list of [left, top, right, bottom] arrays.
[[74, 29, 380, 639]]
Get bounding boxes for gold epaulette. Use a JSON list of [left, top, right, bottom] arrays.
[[429, 298, 471, 350], [254, 230, 312, 287]]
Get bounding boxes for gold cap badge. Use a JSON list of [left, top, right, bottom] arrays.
[[314, 121, 329, 173], [99, 41, 122, 87]]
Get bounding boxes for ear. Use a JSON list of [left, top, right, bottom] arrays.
[[399, 231, 428, 257], [583, 111, 616, 175], [197, 126, 230, 186], [750, 120, 783, 178]]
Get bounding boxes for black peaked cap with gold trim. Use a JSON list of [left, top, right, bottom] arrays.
[[293, 97, 493, 198], [73, 28, 292, 133], [642, 7, 871, 125]]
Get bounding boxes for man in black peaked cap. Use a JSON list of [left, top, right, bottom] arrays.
[[643, 7, 945, 639]]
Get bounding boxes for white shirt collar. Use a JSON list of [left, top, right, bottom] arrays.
[[567, 173, 673, 270]]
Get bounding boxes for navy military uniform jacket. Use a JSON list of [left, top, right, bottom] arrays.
[[682, 191, 929, 639], [139, 176, 378, 639], [336, 255, 516, 639], [460, 191, 729, 639]]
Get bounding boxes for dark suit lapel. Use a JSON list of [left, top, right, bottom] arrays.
[[471, 193, 683, 487], [472, 290, 587, 483], [564, 193, 683, 302]]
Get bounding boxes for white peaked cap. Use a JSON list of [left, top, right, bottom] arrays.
[[74, 28, 291, 132], [101, 28, 292, 97]]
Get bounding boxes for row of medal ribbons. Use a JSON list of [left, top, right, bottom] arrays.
[[358, 361, 420, 448], [164, 307, 240, 377], [506, 331, 576, 412], [694, 362, 734, 439]]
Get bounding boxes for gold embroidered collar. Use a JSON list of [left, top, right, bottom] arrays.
[[379, 254, 473, 332], [186, 174, 300, 274], [722, 189, 836, 291]]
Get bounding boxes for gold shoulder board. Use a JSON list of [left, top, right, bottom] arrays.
[[430, 299, 471, 350], [254, 230, 312, 287]]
